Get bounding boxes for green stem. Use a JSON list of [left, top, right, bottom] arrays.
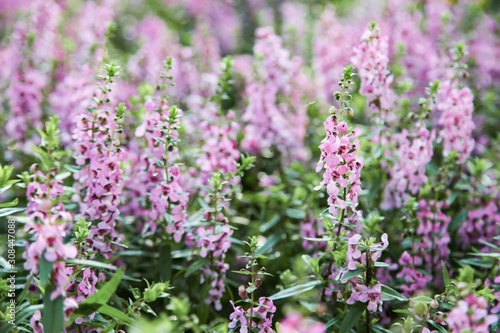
[[248, 252, 255, 332]]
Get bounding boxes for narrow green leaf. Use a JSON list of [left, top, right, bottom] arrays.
[[256, 234, 279, 255], [410, 296, 433, 303], [101, 321, 118, 333], [301, 236, 334, 242], [340, 302, 367, 333], [284, 208, 306, 219], [269, 280, 321, 300], [42, 286, 64, 333], [374, 262, 391, 268], [63, 259, 118, 271], [64, 164, 81, 173], [39, 255, 54, 286], [428, 320, 447, 333], [185, 258, 208, 278], [97, 304, 133, 324], [0, 207, 25, 217], [259, 214, 280, 233], [381, 284, 408, 301], [441, 261, 450, 287], [0, 198, 18, 208], [339, 268, 365, 281], [68, 267, 125, 325], [15, 304, 44, 327]]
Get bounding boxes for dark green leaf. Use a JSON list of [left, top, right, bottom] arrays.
[[39, 255, 53, 286], [259, 214, 280, 232], [340, 302, 366, 333], [42, 286, 64, 333], [185, 258, 208, 278], [441, 261, 450, 287]]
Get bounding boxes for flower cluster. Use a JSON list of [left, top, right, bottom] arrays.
[[228, 236, 276, 333], [229, 297, 276, 333], [192, 173, 233, 311], [241, 27, 308, 163], [396, 251, 432, 297], [437, 82, 475, 163], [447, 295, 498, 332], [416, 199, 451, 273], [351, 23, 396, 123], [337, 234, 389, 312], [138, 100, 189, 240], [381, 126, 436, 210], [72, 64, 125, 254], [315, 117, 363, 216], [313, 7, 357, 103]]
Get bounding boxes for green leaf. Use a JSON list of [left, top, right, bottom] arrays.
[[63, 259, 118, 271], [96, 304, 133, 324], [68, 267, 124, 325], [0, 198, 18, 208], [256, 234, 279, 255], [372, 324, 393, 333], [55, 172, 72, 180], [381, 284, 408, 301], [42, 286, 65, 333], [101, 321, 118, 333], [301, 236, 334, 242], [449, 209, 467, 232], [459, 258, 491, 268], [269, 280, 321, 300], [259, 214, 280, 232], [340, 302, 367, 333], [0, 180, 20, 194], [0, 207, 25, 217], [325, 317, 341, 329], [470, 252, 500, 258], [339, 268, 365, 281], [428, 320, 447, 333], [39, 255, 54, 286], [410, 296, 433, 303], [374, 262, 391, 268], [441, 261, 450, 287], [284, 208, 306, 219], [12, 303, 43, 327], [64, 164, 81, 173], [185, 258, 208, 278]]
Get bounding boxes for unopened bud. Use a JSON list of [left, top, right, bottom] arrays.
[[238, 285, 248, 299], [431, 299, 439, 308]]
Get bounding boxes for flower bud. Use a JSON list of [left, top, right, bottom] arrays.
[[144, 289, 157, 303], [431, 299, 439, 308], [238, 285, 248, 299]]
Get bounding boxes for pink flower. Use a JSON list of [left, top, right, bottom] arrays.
[[278, 312, 326, 333]]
